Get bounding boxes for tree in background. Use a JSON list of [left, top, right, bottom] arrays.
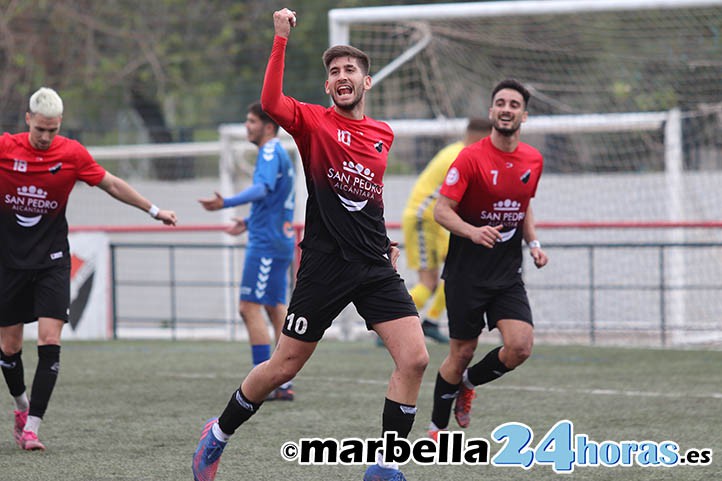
[[0, 0, 456, 178]]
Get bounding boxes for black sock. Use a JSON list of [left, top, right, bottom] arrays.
[[217, 388, 262, 436], [430, 372, 459, 429], [29, 345, 61, 419], [382, 398, 416, 439], [1, 349, 26, 398], [466, 346, 511, 387]]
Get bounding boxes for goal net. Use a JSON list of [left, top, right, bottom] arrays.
[[329, 0, 722, 183]]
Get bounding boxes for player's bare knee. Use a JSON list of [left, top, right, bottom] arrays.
[[401, 349, 429, 379], [417, 349, 430, 373], [451, 344, 475, 367], [0, 344, 20, 357], [504, 343, 532, 368]]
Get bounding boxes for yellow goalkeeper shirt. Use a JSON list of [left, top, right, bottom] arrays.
[[403, 141, 465, 221]]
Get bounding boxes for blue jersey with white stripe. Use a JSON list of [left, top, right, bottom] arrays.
[[247, 138, 295, 258]]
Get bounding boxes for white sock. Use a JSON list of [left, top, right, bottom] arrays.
[[14, 392, 29, 411], [461, 370, 474, 390], [376, 451, 398, 470], [428, 421, 442, 431], [24, 415, 41, 434], [211, 422, 231, 442], [279, 381, 293, 390]]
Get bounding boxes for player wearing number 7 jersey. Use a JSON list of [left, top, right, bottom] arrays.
[[193, 8, 428, 481], [428, 79, 549, 440]]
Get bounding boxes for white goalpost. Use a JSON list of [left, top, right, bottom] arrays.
[[329, 0, 722, 43]]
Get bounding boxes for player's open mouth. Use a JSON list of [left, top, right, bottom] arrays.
[[337, 85, 353, 96]]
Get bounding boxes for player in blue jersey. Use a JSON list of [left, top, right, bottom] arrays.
[[199, 101, 296, 400]]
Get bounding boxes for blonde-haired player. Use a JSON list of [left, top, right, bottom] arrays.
[[0, 87, 176, 451]]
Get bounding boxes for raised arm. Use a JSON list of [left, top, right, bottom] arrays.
[[261, 9, 298, 126]]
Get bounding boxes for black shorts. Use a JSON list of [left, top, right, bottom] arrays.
[[284, 249, 418, 342], [445, 279, 533, 340], [0, 263, 70, 326]]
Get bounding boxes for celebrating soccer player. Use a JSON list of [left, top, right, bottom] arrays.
[[193, 8, 428, 481], [0, 87, 177, 451], [427, 79, 548, 440]]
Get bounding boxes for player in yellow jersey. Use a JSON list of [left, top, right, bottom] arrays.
[[402, 118, 492, 343]]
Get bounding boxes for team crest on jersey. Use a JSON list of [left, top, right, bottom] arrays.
[[445, 167, 460, 186], [520, 169, 531, 184], [374, 141, 384, 153]]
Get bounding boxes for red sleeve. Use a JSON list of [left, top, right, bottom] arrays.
[[531, 154, 543, 198], [74, 142, 106, 186], [261, 36, 296, 128], [439, 149, 471, 202], [0, 133, 9, 155]]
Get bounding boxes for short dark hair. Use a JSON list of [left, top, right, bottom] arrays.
[[322, 45, 370, 76], [467, 117, 493, 133], [491, 79, 531, 107], [248, 101, 279, 134]]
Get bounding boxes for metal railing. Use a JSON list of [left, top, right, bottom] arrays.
[[110, 241, 722, 346], [110, 243, 249, 340], [524, 242, 722, 346]]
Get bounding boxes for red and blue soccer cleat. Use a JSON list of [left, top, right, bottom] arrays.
[[192, 418, 227, 481], [363, 464, 407, 481], [266, 386, 295, 401]]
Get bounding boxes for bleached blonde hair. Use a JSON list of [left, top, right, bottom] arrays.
[[29, 87, 64, 117]]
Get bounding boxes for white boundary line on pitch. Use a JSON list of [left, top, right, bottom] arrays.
[[163, 372, 722, 400], [309, 376, 722, 400]]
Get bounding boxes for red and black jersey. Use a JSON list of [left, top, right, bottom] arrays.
[[0, 132, 106, 269], [262, 36, 393, 265], [440, 136, 543, 287]]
